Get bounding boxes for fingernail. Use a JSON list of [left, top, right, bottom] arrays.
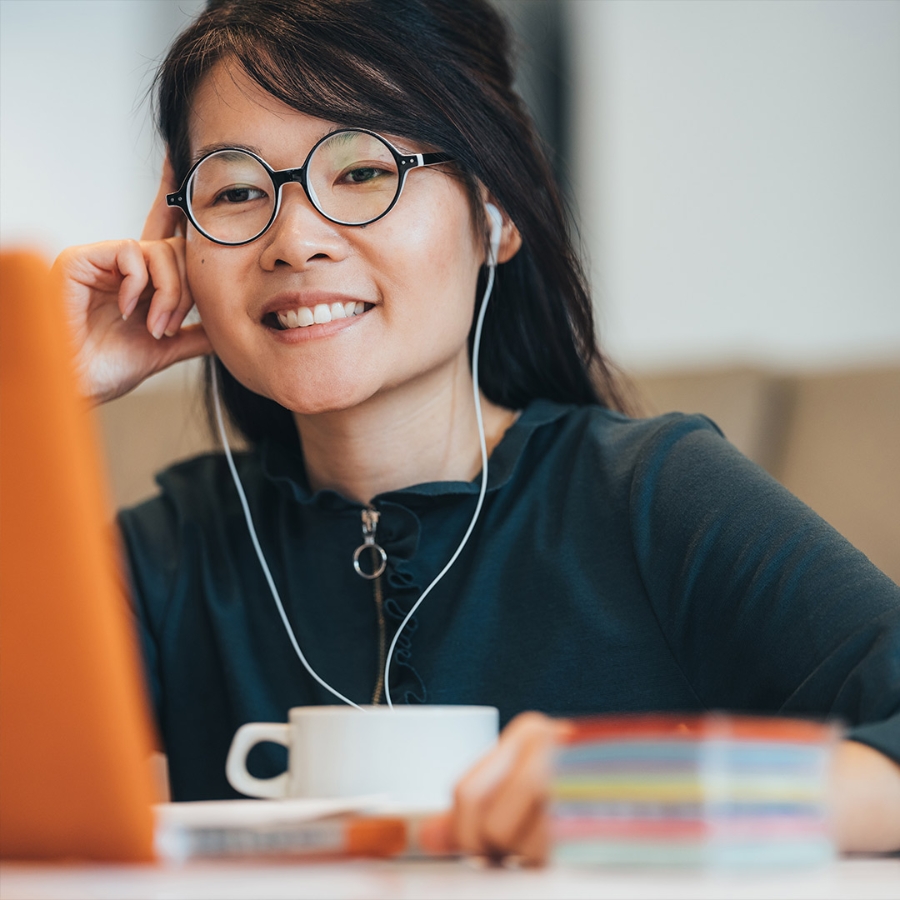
[[164, 318, 180, 337], [150, 314, 168, 340]]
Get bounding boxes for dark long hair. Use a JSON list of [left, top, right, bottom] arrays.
[[155, 0, 627, 447]]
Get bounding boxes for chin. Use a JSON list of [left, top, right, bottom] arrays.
[[218, 350, 374, 417], [265, 380, 377, 418]]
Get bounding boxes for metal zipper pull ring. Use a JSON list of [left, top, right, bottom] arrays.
[[353, 508, 387, 580]]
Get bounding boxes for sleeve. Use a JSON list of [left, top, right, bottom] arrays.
[[629, 415, 900, 763], [117, 493, 182, 731]]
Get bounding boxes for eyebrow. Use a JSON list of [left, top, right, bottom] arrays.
[[190, 126, 352, 168], [191, 142, 265, 165]]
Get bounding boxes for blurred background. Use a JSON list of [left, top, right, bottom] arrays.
[[1, 0, 898, 579]]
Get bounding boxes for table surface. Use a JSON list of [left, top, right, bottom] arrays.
[[1, 856, 898, 900]]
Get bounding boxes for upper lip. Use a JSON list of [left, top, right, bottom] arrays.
[[259, 291, 373, 319]]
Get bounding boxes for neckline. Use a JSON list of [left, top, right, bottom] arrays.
[[259, 398, 573, 507]]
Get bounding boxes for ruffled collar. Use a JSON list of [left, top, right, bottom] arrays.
[[258, 398, 572, 507], [256, 398, 573, 706]]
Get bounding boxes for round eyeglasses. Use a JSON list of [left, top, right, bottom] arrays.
[[166, 129, 454, 246]]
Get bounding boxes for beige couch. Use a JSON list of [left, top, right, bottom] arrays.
[[97, 364, 899, 583], [633, 366, 899, 583]]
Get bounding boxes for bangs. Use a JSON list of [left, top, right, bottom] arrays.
[[158, 1, 468, 185]]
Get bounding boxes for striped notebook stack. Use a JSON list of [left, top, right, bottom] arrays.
[[551, 715, 837, 867]]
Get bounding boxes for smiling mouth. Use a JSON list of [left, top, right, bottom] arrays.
[[266, 301, 374, 330]]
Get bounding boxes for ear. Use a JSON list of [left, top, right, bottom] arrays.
[[482, 194, 522, 265], [495, 209, 522, 264]]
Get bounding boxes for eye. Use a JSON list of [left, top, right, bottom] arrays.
[[338, 165, 393, 186], [215, 185, 268, 204]]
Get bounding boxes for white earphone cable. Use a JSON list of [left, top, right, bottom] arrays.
[[383, 257, 495, 708], [211, 363, 364, 709]]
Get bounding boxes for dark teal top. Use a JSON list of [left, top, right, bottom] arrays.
[[118, 401, 900, 802]]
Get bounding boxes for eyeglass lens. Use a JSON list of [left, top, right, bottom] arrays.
[[187, 131, 402, 243]]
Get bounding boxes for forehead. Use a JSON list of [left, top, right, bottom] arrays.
[[187, 62, 424, 167], [188, 62, 336, 165]]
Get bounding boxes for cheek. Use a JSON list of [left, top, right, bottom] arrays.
[[377, 200, 482, 334], [185, 242, 212, 313], [426, 233, 482, 341], [185, 243, 242, 329]]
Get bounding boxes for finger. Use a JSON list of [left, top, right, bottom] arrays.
[[141, 240, 185, 339], [54, 239, 148, 312], [509, 809, 550, 868], [455, 713, 572, 859], [453, 724, 527, 856], [161, 237, 194, 336], [141, 156, 182, 242], [480, 732, 554, 853], [416, 813, 457, 856], [114, 240, 151, 320]]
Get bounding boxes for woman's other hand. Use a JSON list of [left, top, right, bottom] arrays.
[[421, 712, 572, 865], [831, 739, 900, 853], [51, 159, 211, 404]]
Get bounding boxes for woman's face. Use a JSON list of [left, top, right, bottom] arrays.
[[184, 62, 486, 416]]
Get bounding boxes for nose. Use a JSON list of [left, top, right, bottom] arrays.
[[257, 183, 349, 270]]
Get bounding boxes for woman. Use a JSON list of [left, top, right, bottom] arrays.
[[53, 0, 899, 862]]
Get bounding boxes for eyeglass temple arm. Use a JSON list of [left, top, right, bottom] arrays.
[[399, 151, 455, 171]]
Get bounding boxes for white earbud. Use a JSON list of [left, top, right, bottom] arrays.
[[485, 202, 503, 268]]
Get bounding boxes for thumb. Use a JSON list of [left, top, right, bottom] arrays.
[[416, 812, 457, 856], [158, 323, 213, 368], [142, 156, 182, 241]]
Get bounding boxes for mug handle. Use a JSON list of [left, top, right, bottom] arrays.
[[226, 722, 290, 798]]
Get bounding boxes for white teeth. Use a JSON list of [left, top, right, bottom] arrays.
[[275, 302, 368, 329]]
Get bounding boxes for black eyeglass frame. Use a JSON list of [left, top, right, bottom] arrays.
[[165, 128, 455, 246]]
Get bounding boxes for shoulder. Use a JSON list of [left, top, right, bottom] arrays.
[[117, 449, 267, 552], [493, 400, 738, 523], [566, 403, 722, 449], [125, 449, 257, 507], [523, 400, 728, 479], [155, 449, 265, 499], [116, 448, 279, 626]]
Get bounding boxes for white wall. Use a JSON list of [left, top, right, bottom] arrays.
[[0, 0, 203, 257], [570, 0, 900, 371]]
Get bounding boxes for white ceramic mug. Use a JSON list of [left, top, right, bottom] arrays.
[[226, 705, 499, 811]]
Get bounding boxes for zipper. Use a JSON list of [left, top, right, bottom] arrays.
[[356, 508, 387, 705], [371, 566, 386, 705]]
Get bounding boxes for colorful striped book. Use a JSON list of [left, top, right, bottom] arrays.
[[551, 714, 838, 867]]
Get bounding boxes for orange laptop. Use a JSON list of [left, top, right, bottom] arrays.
[[0, 251, 156, 861]]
